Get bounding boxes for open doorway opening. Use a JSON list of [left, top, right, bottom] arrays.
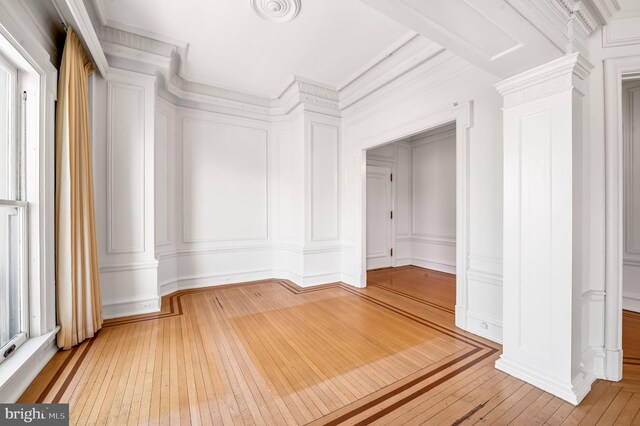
[[622, 79, 640, 381], [364, 122, 457, 309]]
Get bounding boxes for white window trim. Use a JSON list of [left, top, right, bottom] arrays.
[[0, 0, 58, 402]]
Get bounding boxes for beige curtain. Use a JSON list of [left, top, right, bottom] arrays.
[[55, 29, 102, 350]]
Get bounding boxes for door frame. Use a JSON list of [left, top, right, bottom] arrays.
[[365, 164, 394, 270], [358, 101, 473, 332], [604, 56, 640, 381]]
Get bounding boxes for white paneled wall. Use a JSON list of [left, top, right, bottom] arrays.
[[92, 53, 502, 350], [411, 129, 456, 273], [182, 117, 268, 243], [92, 69, 159, 319], [624, 81, 640, 312]]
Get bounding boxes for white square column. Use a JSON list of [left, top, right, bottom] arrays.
[[495, 53, 593, 405]]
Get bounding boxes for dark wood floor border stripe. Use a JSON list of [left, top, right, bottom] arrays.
[[36, 345, 80, 403], [338, 285, 494, 350], [367, 281, 455, 314], [103, 280, 341, 327], [51, 336, 98, 404], [322, 346, 496, 426], [353, 347, 498, 425], [44, 277, 498, 421]]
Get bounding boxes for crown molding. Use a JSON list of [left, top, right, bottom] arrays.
[[93, 22, 440, 119], [78, 3, 452, 121], [53, 0, 109, 76], [506, 0, 610, 59], [496, 52, 593, 108]]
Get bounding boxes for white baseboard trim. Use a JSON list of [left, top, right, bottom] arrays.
[[582, 346, 606, 379], [102, 296, 161, 319], [156, 269, 345, 300], [465, 310, 503, 344], [495, 355, 594, 405], [455, 305, 468, 329], [604, 347, 623, 381], [410, 259, 456, 274], [158, 269, 274, 296], [0, 327, 60, 402]]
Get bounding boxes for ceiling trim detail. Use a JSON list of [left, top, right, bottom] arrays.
[[91, 14, 439, 120], [250, 0, 301, 23]]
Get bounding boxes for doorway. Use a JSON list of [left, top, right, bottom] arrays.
[[365, 123, 457, 274], [358, 101, 472, 333], [622, 79, 640, 381], [604, 57, 640, 381]]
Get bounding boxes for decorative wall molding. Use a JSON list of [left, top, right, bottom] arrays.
[[602, 9, 640, 48], [87, 19, 447, 120], [308, 120, 340, 242], [106, 80, 146, 254], [496, 53, 593, 108], [411, 234, 456, 247], [496, 52, 593, 108], [466, 269, 503, 287], [250, 0, 301, 23], [181, 116, 270, 243], [53, 0, 109, 75], [100, 260, 159, 273]]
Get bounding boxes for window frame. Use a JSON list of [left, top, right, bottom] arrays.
[[0, 50, 29, 366]]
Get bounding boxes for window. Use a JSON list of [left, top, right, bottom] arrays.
[[0, 51, 27, 365]]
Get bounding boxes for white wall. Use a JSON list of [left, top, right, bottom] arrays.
[[343, 51, 504, 343], [411, 128, 456, 273], [623, 80, 640, 312], [91, 69, 159, 319]]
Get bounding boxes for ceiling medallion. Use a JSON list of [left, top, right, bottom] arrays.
[[250, 0, 301, 23]]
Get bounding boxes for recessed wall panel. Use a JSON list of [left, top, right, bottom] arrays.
[[107, 82, 145, 253], [183, 118, 268, 243], [310, 123, 339, 241], [518, 110, 552, 359]]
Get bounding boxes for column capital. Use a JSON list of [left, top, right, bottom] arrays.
[[495, 52, 593, 108]]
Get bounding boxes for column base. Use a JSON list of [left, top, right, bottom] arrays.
[[495, 355, 593, 405]]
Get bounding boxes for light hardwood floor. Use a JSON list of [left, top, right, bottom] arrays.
[[18, 266, 640, 424]]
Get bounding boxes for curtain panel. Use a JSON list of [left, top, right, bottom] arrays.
[[55, 29, 102, 350]]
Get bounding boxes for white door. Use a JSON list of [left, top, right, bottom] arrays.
[[366, 165, 392, 270]]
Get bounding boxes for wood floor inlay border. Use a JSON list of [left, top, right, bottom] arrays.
[[29, 278, 498, 424]]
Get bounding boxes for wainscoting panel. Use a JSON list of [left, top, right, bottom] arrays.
[[182, 117, 269, 243]]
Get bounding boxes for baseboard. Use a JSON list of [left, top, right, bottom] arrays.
[[465, 310, 503, 344], [495, 355, 593, 405], [0, 327, 59, 402], [582, 346, 606, 379], [394, 258, 412, 267], [409, 259, 456, 274], [604, 347, 623, 381], [156, 269, 346, 300], [102, 296, 161, 319]]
